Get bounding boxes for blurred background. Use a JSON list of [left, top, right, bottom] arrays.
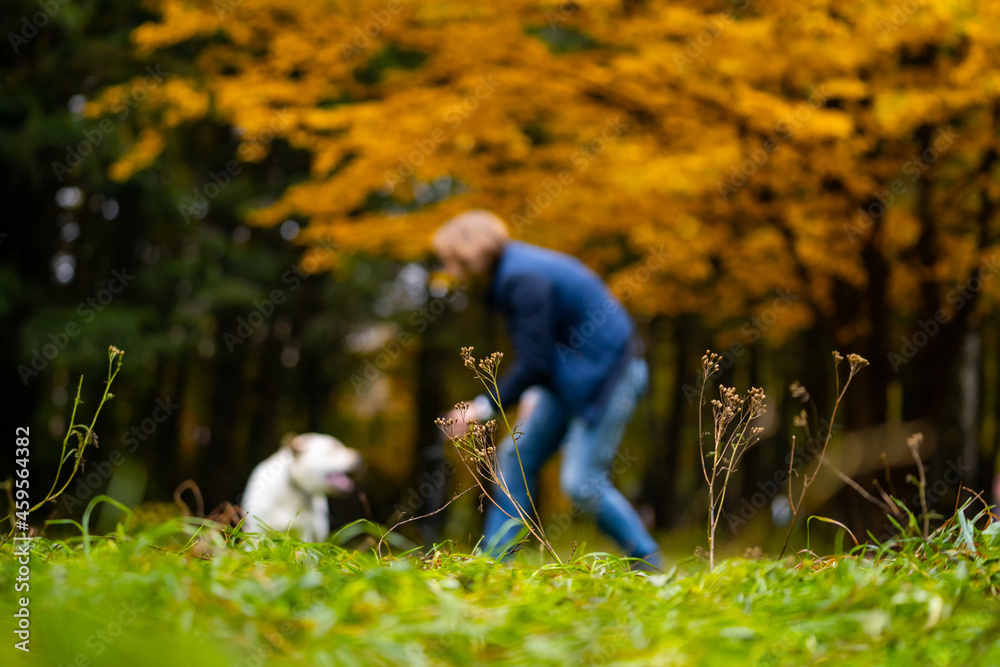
[[3, 0, 1000, 556]]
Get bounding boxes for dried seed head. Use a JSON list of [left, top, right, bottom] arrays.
[[747, 386, 766, 414], [789, 380, 810, 403], [832, 350, 844, 366], [793, 410, 808, 428], [847, 353, 869, 373], [907, 432, 924, 449], [477, 351, 504, 374], [701, 351, 722, 376]]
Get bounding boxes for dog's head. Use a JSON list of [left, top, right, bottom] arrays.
[[283, 432, 363, 496]]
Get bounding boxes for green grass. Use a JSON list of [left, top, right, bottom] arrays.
[[3, 510, 1000, 667]]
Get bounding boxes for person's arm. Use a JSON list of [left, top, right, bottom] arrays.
[[486, 274, 557, 412]]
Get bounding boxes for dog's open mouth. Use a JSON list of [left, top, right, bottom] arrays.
[[325, 471, 355, 494]]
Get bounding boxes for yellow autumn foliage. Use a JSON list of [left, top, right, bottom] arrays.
[[97, 0, 1000, 345]]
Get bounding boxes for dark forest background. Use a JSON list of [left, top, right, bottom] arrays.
[[3, 0, 999, 555]]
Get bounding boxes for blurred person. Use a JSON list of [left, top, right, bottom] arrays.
[[434, 210, 662, 569]]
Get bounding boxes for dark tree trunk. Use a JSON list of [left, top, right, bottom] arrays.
[[849, 241, 890, 427], [908, 137, 997, 489], [407, 307, 449, 546], [639, 316, 670, 527], [658, 315, 693, 529], [201, 320, 246, 506], [957, 331, 981, 487], [989, 325, 1000, 505]]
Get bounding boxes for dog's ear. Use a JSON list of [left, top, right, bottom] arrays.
[[281, 432, 306, 456]]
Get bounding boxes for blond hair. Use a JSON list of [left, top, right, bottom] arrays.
[[432, 210, 510, 277]]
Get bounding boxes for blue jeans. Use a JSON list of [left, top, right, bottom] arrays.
[[482, 358, 661, 565]]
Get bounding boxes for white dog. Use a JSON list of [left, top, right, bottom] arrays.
[[241, 432, 362, 542]]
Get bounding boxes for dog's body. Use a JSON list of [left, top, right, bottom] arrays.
[[242, 433, 362, 542]]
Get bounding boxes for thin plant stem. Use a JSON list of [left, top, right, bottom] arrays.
[[908, 434, 930, 538], [779, 353, 867, 558], [44, 352, 123, 507], [787, 435, 796, 513], [485, 376, 547, 550], [6, 346, 124, 536], [697, 357, 714, 570], [440, 348, 561, 563], [697, 352, 765, 572], [820, 458, 892, 512], [38, 376, 84, 507], [487, 382, 560, 563]]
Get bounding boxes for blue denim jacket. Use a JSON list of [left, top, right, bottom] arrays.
[[487, 241, 637, 423]]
